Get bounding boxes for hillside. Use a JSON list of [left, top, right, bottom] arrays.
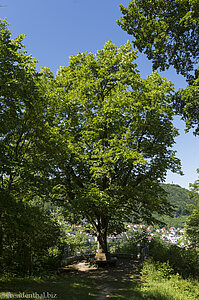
[[157, 183, 195, 228]]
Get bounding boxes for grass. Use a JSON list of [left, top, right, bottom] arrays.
[[0, 275, 99, 299], [0, 275, 144, 300], [138, 259, 199, 300], [0, 260, 199, 299]]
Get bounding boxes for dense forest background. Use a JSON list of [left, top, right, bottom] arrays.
[[158, 184, 194, 228]]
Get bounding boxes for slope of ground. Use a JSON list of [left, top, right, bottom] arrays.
[[1, 258, 199, 299]]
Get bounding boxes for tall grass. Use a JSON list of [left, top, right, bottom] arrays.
[[139, 258, 199, 300]]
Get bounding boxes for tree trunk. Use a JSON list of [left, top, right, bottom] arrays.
[[0, 214, 2, 258], [86, 214, 109, 257], [96, 216, 109, 254], [97, 228, 108, 253]]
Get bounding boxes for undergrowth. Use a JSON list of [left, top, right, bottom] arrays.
[[140, 258, 199, 300]]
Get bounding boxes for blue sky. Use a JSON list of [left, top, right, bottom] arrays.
[[1, 0, 199, 189]]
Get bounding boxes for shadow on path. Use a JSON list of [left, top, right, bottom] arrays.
[[61, 258, 177, 300], [0, 259, 178, 299]]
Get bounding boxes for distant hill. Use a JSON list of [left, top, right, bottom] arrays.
[[156, 183, 195, 228]]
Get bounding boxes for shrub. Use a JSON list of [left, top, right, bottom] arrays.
[[149, 237, 170, 262], [149, 237, 199, 278]]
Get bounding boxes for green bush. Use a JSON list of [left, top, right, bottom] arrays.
[[141, 258, 199, 300], [167, 245, 199, 278], [142, 258, 174, 280], [156, 261, 174, 279], [149, 237, 170, 262], [149, 237, 199, 278], [0, 201, 66, 276]]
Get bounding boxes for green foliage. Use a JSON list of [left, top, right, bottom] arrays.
[[149, 238, 172, 264], [149, 237, 199, 278], [112, 238, 138, 255], [118, 1, 199, 135], [63, 225, 97, 256], [1, 258, 199, 300], [117, 0, 199, 81], [0, 18, 185, 275], [155, 183, 192, 227], [162, 184, 190, 216], [186, 207, 199, 246], [178, 75, 199, 135], [108, 231, 141, 255], [185, 171, 199, 246], [0, 20, 66, 276], [41, 41, 181, 252], [143, 258, 174, 280], [0, 198, 67, 276], [141, 259, 199, 300], [155, 261, 174, 279], [0, 19, 43, 188]]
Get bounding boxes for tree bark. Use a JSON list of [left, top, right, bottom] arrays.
[[0, 213, 2, 258], [96, 216, 108, 253], [97, 229, 108, 253]]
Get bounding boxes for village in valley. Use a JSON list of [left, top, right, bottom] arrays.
[[65, 222, 187, 256], [126, 224, 186, 246]]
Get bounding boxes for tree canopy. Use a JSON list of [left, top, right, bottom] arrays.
[[117, 0, 199, 81], [178, 76, 199, 135], [0, 19, 64, 275], [41, 41, 181, 253], [0, 18, 182, 262], [0, 19, 42, 196], [118, 0, 199, 136], [117, 0, 199, 249]]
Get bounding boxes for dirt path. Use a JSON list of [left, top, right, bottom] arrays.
[[64, 258, 140, 299]]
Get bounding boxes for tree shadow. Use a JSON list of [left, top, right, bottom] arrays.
[[0, 276, 98, 299], [0, 259, 178, 299]]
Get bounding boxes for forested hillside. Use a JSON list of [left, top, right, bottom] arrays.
[[157, 184, 195, 228]]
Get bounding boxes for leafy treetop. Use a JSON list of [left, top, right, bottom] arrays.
[[40, 41, 181, 252], [117, 0, 199, 81]]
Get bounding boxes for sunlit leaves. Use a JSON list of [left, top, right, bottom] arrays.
[[117, 0, 199, 81], [44, 41, 181, 235]]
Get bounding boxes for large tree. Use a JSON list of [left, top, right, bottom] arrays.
[[41, 41, 181, 254], [0, 19, 62, 274], [0, 18, 42, 197], [118, 1, 199, 248], [117, 0, 199, 81], [118, 0, 199, 139]]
